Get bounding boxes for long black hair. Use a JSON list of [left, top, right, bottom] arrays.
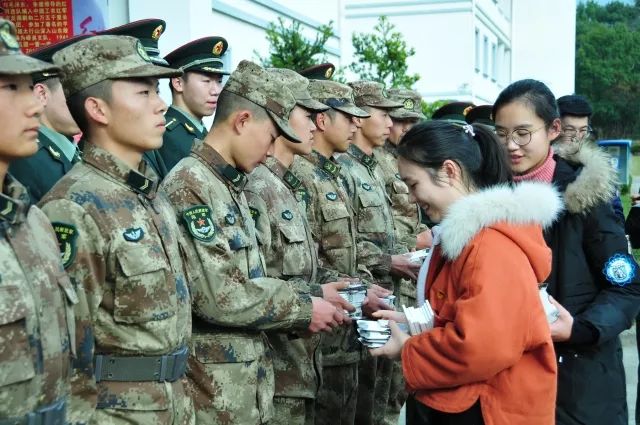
[[397, 120, 512, 189]]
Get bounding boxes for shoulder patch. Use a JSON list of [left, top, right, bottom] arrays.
[[603, 254, 637, 286], [249, 207, 260, 223], [183, 205, 216, 242], [52, 222, 78, 269], [165, 118, 179, 131], [123, 227, 144, 242]]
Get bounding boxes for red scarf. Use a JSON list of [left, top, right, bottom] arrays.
[[513, 149, 556, 183]]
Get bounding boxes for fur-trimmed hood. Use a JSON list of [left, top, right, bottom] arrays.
[[439, 182, 563, 260], [553, 142, 617, 214]]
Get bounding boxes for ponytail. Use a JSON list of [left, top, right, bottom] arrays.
[[397, 120, 512, 189], [469, 123, 513, 188]]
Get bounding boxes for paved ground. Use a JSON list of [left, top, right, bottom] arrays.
[[391, 326, 639, 425]]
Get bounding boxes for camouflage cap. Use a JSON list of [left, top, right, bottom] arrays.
[[307, 80, 370, 118], [465, 104, 494, 127], [0, 19, 59, 76], [432, 101, 475, 124], [99, 19, 169, 66], [266, 68, 328, 112], [223, 60, 301, 143], [165, 36, 230, 75], [53, 35, 182, 97], [348, 80, 402, 109], [387, 88, 426, 120], [298, 62, 335, 80], [30, 34, 90, 83]]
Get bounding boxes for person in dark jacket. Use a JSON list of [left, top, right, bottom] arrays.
[[493, 79, 640, 425], [625, 195, 640, 425], [557, 94, 625, 224]]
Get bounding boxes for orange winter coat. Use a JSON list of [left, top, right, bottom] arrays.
[[402, 182, 561, 425]]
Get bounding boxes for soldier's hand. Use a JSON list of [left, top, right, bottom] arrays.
[[309, 297, 339, 333], [368, 283, 392, 298], [333, 308, 352, 326], [390, 254, 420, 280], [362, 291, 393, 318], [322, 281, 356, 312]]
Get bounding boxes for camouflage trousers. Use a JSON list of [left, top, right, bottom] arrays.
[[354, 352, 393, 425], [271, 397, 315, 425], [314, 362, 359, 425], [187, 335, 274, 425], [92, 379, 195, 425]]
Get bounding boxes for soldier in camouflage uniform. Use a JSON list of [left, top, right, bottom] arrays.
[[244, 68, 358, 425], [160, 60, 341, 425], [374, 88, 430, 415], [290, 80, 374, 425], [9, 35, 84, 203], [338, 81, 417, 425], [39, 35, 194, 425], [0, 18, 75, 425]]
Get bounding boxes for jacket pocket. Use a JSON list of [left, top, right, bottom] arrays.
[[0, 285, 36, 387], [357, 191, 386, 233], [320, 202, 353, 249], [279, 224, 308, 276], [114, 246, 175, 323], [192, 334, 262, 364], [226, 226, 252, 252]]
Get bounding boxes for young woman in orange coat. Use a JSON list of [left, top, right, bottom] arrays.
[[372, 120, 560, 425]]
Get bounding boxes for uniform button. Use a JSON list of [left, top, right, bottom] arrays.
[[436, 291, 445, 299]]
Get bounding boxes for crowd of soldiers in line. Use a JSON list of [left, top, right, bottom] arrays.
[[4, 13, 639, 425]]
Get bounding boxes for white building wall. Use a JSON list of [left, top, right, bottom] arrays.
[[511, 0, 576, 97]]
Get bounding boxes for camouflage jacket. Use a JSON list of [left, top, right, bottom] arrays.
[[336, 144, 397, 285], [39, 144, 192, 422], [290, 151, 361, 366], [373, 143, 422, 251], [0, 175, 75, 420], [160, 142, 313, 420], [244, 157, 325, 399]]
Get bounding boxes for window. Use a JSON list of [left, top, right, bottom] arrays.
[[475, 29, 480, 72], [483, 36, 488, 77], [491, 43, 497, 81]]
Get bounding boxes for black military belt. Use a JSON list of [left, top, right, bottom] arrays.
[[0, 399, 66, 425], [94, 346, 188, 383]]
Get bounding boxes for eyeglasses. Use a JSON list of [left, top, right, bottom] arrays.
[[495, 125, 546, 146], [561, 126, 592, 142]]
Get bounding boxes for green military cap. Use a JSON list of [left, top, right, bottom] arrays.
[[432, 101, 475, 123], [223, 60, 301, 143], [100, 19, 169, 66], [465, 104, 494, 127], [387, 88, 426, 120], [30, 35, 91, 83], [0, 19, 59, 76], [53, 35, 182, 97], [308, 80, 370, 118], [298, 62, 335, 80], [267, 68, 328, 112], [165, 36, 230, 75], [348, 80, 402, 109]]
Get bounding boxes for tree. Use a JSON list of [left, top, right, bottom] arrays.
[[576, 1, 640, 138], [255, 17, 335, 70], [348, 16, 420, 88], [421, 99, 451, 119]]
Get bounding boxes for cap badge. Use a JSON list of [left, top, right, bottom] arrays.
[[136, 41, 151, 62], [325, 67, 334, 79], [463, 105, 473, 116], [403, 99, 415, 110], [152, 25, 164, 41], [213, 41, 224, 56], [0, 25, 19, 51]]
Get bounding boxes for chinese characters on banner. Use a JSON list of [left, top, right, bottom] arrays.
[[0, 0, 107, 53]]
